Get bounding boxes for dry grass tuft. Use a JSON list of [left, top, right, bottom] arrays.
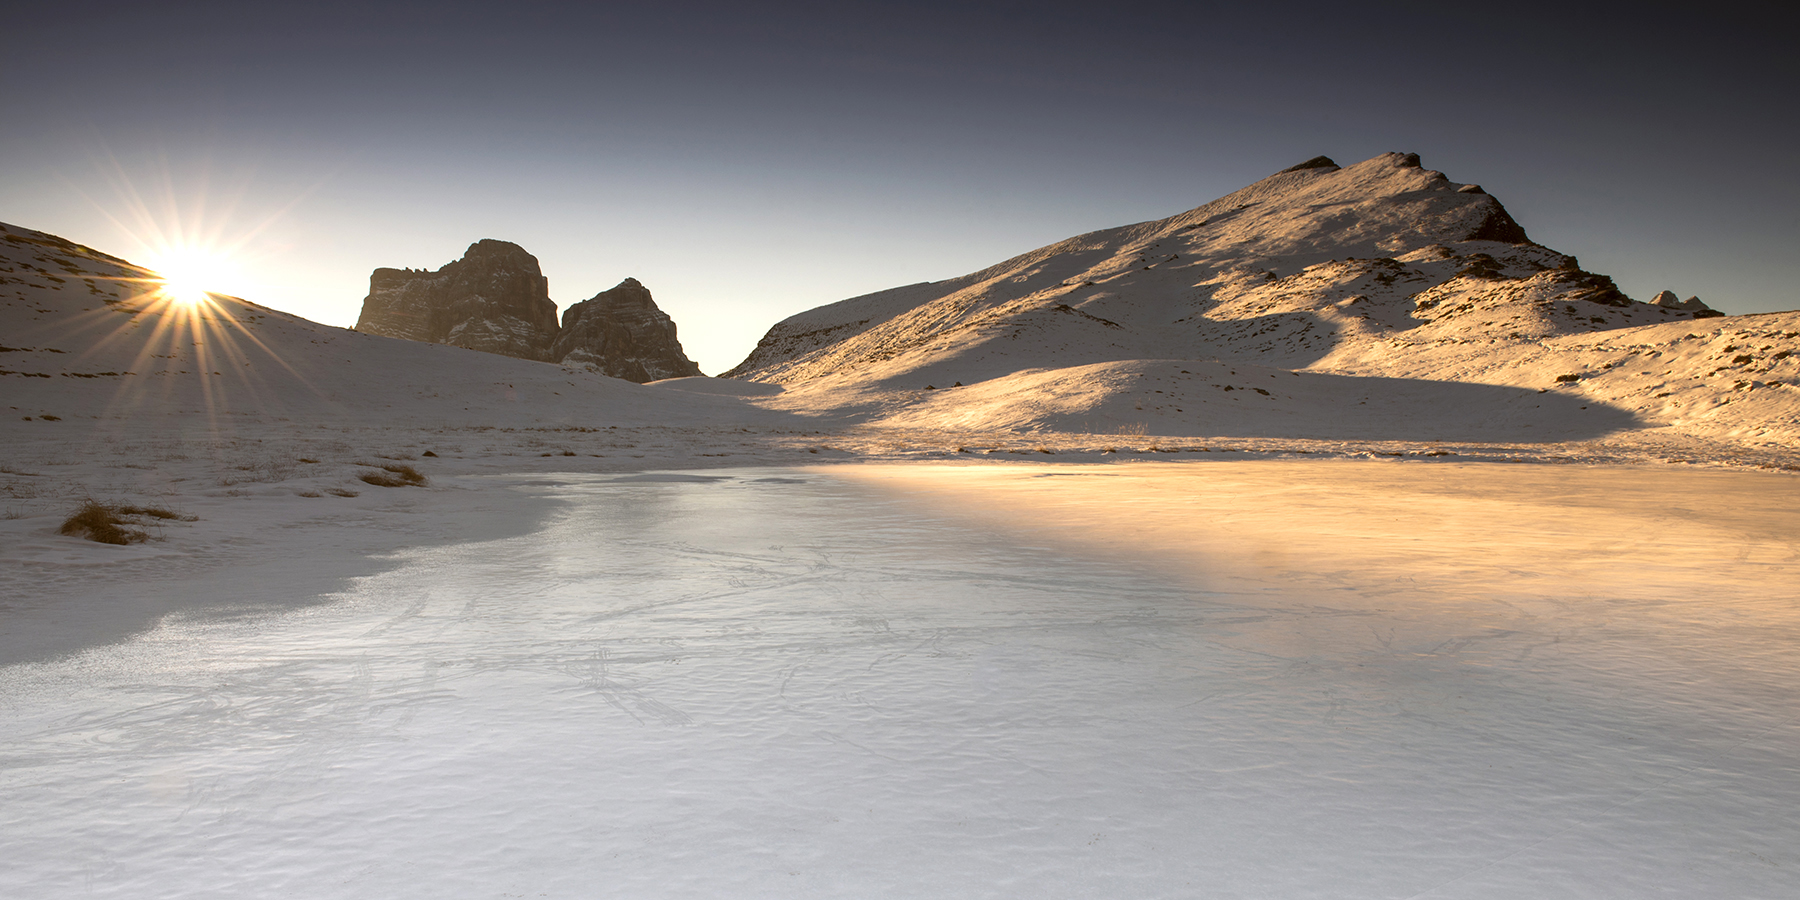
[[357, 463, 427, 488], [59, 501, 196, 545], [116, 504, 196, 521]]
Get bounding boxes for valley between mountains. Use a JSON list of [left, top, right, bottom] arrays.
[[0, 149, 1796, 558]]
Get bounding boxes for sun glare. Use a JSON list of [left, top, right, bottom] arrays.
[[146, 247, 229, 306]]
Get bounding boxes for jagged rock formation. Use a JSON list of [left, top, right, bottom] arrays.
[[1650, 290, 1719, 315], [551, 278, 702, 382], [354, 244, 701, 381], [725, 152, 1721, 387], [355, 240, 559, 361]]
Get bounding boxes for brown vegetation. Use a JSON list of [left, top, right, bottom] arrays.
[[59, 501, 196, 545], [357, 463, 428, 487]]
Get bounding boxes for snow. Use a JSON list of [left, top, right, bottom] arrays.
[[722, 153, 1800, 451], [4, 463, 1797, 898], [5, 153, 1800, 897]]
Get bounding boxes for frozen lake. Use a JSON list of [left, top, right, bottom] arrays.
[[3, 461, 1798, 898]]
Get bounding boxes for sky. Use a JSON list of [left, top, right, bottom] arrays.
[[4, 1, 1795, 374]]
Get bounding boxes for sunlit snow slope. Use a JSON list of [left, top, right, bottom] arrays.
[[727, 153, 1800, 443], [0, 224, 766, 431]]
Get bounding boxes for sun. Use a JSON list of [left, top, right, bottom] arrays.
[[145, 247, 229, 306]]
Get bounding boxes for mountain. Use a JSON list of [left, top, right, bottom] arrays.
[[356, 239, 560, 362], [355, 242, 702, 381], [0, 223, 749, 430], [5, 148, 1797, 462], [725, 152, 1797, 444], [552, 278, 703, 382]]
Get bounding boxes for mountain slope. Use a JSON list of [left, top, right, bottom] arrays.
[[0, 223, 761, 431], [725, 153, 1797, 444]]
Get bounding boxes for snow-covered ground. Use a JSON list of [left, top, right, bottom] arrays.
[[5, 155, 1799, 898], [3, 462, 1796, 899], [726, 154, 1800, 450]]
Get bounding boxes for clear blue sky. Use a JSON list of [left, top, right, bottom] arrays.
[[4, 1, 1793, 374]]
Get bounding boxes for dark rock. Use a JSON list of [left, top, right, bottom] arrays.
[[1465, 198, 1531, 244], [551, 278, 702, 382], [1456, 254, 1507, 280], [1278, 155, 1339, 174], [1556, 269, 1634, 307], [356, 240, 558, 361]]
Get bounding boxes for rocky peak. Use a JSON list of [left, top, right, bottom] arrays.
[[357, 240, 559, 361], [356, 242, 706, 381], [1650, 290, 1721, 317], [1278, 155, 1340, 174], [552, 278, 703, 382], [565, 277, 655, 323]]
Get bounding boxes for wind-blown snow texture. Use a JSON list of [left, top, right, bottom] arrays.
[[4, 157, 1800, 899], [727, 153, 1800, 445], [3, 465, 1797, 898]]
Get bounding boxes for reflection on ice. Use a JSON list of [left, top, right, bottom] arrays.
[[2, 462, 1797, 899]]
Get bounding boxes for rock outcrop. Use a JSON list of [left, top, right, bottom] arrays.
[[355, 244, 703, 380], [551, 278, 702, 382], [1651, 290, 1721, 316], [355, 240, 559, 361]]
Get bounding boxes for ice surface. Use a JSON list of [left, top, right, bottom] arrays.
[[3, 463, 1798, 898]]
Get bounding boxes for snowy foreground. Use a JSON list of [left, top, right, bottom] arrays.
[[3, 460, 1797, 899]]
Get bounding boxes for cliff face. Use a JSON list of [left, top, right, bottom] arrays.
[[355, 240, 559, 362], [552, 278, 702, 382], [355, 244, 701, 381]]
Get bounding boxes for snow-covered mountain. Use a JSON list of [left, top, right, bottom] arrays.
[[4, 152, 1797, 457], [725, 153, 1798, 444], [0, 224, 750, 430]]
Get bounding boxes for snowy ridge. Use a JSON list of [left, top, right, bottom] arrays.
[[0, 223, 753, 430], [724, 153, 1796, 446], [4, 148, 1798, 463]]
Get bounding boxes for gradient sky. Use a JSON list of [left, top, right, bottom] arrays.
[[5, 2, 1794, 374]]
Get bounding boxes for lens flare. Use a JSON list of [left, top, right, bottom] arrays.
[[144, 247, 229, 306]]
